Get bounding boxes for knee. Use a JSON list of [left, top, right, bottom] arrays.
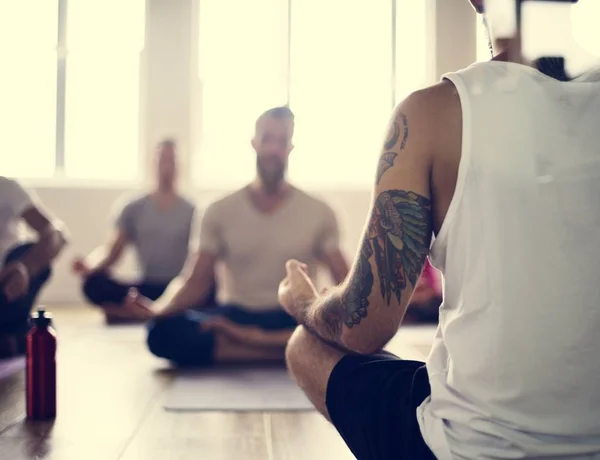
[[285, 326, 313, 376], [35, 265, 52, 285], [146, 315, 214, 366], [146, 315, 188, 359], [81, 273, 104, 306], [146, 318, 172, 358]]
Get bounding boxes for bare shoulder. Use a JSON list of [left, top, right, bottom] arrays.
[[399, 80, 461, 135], [395, 81, 462, 161]]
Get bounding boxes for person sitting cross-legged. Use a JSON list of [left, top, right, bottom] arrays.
[[277, 2, 600, 457], [143, 106, 350, 367], [73, 139, 210, 324], [0, 177, 67, 358]]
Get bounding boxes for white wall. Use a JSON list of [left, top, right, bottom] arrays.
[[32, 0, 477, 305]]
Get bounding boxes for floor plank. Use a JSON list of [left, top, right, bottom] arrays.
[[270, 413, 355, 460], [0, 373, 26, 433], [0, 437, 41, 460], [121, 436, 270, 460]]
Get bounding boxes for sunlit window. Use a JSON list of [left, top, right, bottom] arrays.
[[64, 0, 145, 180], [194, 0, 432, 188], [0, 0, 145, 182], [0, 1, 58, 178]]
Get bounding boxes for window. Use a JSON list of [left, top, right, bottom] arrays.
[[194, 0, 289, 187], [0, 1, 58, 178], [476, 0, 600, 64], [571, 0, 599, 58], [64, 0, 146, 180], [0, 0, 145, 181], [194, 0, 432, 188]]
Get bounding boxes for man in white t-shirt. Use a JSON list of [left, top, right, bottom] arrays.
[[0, 177, 67, 358]]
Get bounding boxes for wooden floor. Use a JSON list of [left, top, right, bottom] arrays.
[[0, 306, 432, 460]]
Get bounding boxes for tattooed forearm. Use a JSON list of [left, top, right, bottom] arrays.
[[375, 113, 409, 184], [305, 190, 432, 347]]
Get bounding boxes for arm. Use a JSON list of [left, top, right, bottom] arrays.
[[155, 201, 223, 316], [20, 206, 68, 277], [320, 250, 350, 285], [316, 206, 349, 285], [154, 250, 217, 317], [298, 97, 434, 354], [84, 199, 138, 273], [86, 229, 129, 273]]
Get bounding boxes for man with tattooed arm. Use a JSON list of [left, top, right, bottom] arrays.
[[278, 0, 600, 458]]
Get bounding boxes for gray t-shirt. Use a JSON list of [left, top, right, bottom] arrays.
[[199, 187, 340, 310], [115, 194, 196, 283]]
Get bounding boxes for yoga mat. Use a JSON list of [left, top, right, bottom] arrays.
[[397, 325, 437, 347], [0, 357, 25, 380], [164, 367, 314, 412]]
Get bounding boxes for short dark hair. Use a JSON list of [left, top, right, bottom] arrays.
[[255, 106, 295, 131]]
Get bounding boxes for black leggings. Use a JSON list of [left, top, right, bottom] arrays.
[[82, 272, 218, 309], [0, 243, 52, 335], [146, 306, 297, 367], [82, 272, 169, 307]]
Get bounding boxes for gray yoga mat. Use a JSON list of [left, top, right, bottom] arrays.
[[164, 366, 315, 412], [0, 357, 25, 380]]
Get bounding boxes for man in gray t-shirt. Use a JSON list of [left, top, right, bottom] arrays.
[[73, 140, 209, 323]]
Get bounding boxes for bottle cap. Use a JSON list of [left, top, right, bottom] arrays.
[[31, 306, 53, 327]]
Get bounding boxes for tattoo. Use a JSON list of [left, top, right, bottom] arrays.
[[384, 120, 401, 151], [371, 190, 431, 303], [340, 239, 374, 328], [376, 152, 397, 185], [375, 114, 409, 184], [317, 190, 431, 338]]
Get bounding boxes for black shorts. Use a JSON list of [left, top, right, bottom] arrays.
[[326, 351, 435, 460]]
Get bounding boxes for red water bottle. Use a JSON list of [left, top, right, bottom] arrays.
[[26, 307, 57, 420]]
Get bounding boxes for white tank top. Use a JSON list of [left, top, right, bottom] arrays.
[[417, 61, 600, 459]]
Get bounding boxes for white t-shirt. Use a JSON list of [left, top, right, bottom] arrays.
[[0, 177, 34, 268]]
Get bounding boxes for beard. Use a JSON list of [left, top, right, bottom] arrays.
[[256, 156, 286, 194]]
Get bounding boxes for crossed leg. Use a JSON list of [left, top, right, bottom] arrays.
[[285, 326, 346, 420], [285, 326, 436, 460]]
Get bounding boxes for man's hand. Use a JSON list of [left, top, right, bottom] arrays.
[[122, 288, 156, 321], [202, 316, 267, 346], [278, 260, 319, 321], [0, 261, 30, 302], [72, 257, 108, 279]]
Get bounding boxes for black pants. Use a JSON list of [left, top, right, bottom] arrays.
[[82, 272, 169, 307], [0, 243, 52, 355], [326, 351, 435, 460], [82, 272, 217, 309], [146, 305, 297, 367]]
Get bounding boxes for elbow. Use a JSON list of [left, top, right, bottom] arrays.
[[56, 227, 68, 252], [49, 219, 69, 251], [41, 225, 68, 259]]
